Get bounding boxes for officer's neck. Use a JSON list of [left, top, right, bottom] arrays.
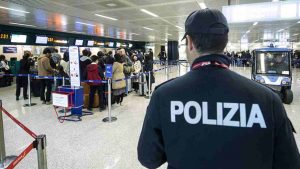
[[198, 52, 223, 57]]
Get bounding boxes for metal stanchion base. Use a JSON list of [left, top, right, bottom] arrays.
[[58, 114, 82, 122], [0, 155, 17, 168], [23, 103, 37, 107], [57, 111, 93, 122], [102, 117, 117, 123]]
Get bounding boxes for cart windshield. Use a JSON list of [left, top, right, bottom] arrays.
[[256, 52, 290, 75]]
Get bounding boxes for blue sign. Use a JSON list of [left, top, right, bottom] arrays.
[[105, 64, 113, 78], [3, 47, 17, 53], [60, 47, 68, 53]]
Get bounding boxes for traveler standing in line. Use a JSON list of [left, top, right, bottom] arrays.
[[144, 54, 155, 94], [137, 50, 144, 63], [158, 51, 167, 65], [50, 48, 61, 69], [37, 48, 55, 105], [80, 49, 92, 80], [117, 48, 133, 94], [148, 49, 154, 60], [112, 53, 126, 105], [60, 51, 70, 76], [16, 51, 32, 100], [0, 54, 12, 86], [105, 51, 115, 65], [138, 9, 300, 169], [97, 51, 106, 72], [87, 55, 106, 112], [132, 54, 142, 92]]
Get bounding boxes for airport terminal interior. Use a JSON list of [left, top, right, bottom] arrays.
[[0, 0, 300, 168]]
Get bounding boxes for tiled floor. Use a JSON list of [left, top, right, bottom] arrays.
[[0, 65, 299, 169]]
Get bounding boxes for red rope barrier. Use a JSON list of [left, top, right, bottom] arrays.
[[0, 107, 37, 138], [5, 142, 35, 169]]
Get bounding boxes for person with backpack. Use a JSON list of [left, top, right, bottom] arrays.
[[87, 55, 105, 112]]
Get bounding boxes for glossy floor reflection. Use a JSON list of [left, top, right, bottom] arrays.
[[0, 66, 299, 169]]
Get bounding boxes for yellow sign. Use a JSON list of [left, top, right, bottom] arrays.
[[0, 33, 9, 39]]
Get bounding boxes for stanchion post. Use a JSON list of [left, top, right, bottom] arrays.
[[0, 100, 6, 167], [62, 77, 65, 86], [28, 75, 31, 105], [167, 64, 170, 80], [103, 79, 117, 123], [37, 135, 47, 169], [165, 62, 167, 75], [148, 71, 152, 99], [178, 62, 181, 77], [24, 74, 36, 107]]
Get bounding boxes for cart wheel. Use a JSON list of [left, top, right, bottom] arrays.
[[283, 89, 293, 104]]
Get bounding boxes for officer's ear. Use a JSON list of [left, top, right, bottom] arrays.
[[186, 35, 194, 52]]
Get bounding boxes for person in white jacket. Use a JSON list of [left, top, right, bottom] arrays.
[[0, 54, 12, 86], [132, 54, 141, 92]]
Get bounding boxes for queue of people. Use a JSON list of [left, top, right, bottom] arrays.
[[1, 47, 156, 112]]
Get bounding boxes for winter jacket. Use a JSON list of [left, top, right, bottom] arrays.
[[105, 55, 115, 65], [133, 60, 142, 74], [80, 56, 92, 80], [18, 58, 31, 74], [0, 60, 9, 71], [60, 60, 70, 76], [87, 63, 102, 86], [112, 62, 126, 90], [37, 55, 54, 76]]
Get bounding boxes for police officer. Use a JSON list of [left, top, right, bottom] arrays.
[[137, 9, 300, 169]]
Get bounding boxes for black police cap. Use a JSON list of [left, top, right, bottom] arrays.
[[182, 8, 229, 41]]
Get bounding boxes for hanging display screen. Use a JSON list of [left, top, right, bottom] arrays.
[[11, 34, 27, 43]]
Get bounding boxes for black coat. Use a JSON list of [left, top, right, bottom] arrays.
[[18, 58, 31, 74], [138, 54, 300, 169], [144, 60, 155, 84], [105, 55, 115, 65]]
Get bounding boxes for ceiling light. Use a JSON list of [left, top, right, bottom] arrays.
[[293, 33, 299, 36], [131, 33, 140, 35], [94, 14, 118, 21], [166, 33, 172, 36], [140, 9, 159, 17], [76, 21, 95, 27], [9, 22, 36, 27], [253, 22, 258, 26], [106, 3, 117, 7], [0, 6, 30, 13], [71, 31, 85, 34], [143, 27, 154, 31], [197, 2, 207, 9], [277, 29, 285, 32], [246, 30, 250, 34], [272, 0, 279, 2], [297, 21, 300, 23], [176, 26, 184, 29]]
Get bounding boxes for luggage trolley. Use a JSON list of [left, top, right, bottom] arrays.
[[52, 90, 74, 123], [52, 86, 93, 122]]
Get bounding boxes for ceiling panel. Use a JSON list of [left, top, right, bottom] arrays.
[[0, 0, 299, 44]]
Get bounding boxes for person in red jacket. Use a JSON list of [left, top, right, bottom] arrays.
[[87, 55, 105, 112]]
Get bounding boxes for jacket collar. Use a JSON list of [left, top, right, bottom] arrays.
[[192, 54, 231, 68]]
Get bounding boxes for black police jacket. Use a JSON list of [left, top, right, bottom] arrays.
[[138, 54, 300, 169]]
